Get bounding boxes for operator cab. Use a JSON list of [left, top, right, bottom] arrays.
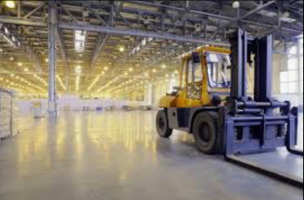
[[182, 47, 232, 106], [186, 51, 232, 96], [159, 46, 232, 108]]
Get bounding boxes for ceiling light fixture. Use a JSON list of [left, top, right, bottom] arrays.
[[232, 1, 240, 9], [75, 65, 82, 74], [282, 11, 290, 18], [119, 46, 125, 52], [83, 8, 90, 18], [5, 1, 16, 9]]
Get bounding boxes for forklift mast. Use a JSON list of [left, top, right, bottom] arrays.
[[228, 29, 291, 115], [224, 29, 303, 188], [230, 29, 274, 102], [253, 32, 273, 103], [230, 29, 248, 101]]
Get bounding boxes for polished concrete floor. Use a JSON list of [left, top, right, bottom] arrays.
[[0, 111, 303, 200]]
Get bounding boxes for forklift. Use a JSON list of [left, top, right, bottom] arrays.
[[156, 29, 303, 188]]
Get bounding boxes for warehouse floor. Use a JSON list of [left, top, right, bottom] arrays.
[[0, 111, 303, 200]]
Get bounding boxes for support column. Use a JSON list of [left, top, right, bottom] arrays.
[[48, 2, 57, 116]]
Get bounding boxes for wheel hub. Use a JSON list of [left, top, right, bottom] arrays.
[[158, 117, 165, 130], [199, 123, 212, 143]]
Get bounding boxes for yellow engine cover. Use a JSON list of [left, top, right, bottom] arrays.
[[159, 95, 177, 108]]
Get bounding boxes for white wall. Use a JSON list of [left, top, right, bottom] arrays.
[[272, 53, 302, 107], [16, 95, 153, 115]]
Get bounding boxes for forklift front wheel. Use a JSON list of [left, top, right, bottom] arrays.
[[193, 112, 220, 155], [156, 110, 173, 138]]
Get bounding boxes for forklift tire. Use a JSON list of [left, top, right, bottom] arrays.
[[193, 112, 222, 155], [156, 110, 173, 138]]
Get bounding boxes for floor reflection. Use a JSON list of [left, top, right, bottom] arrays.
[[0, 111, 302, 200]]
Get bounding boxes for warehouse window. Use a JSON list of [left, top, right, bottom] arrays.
[[280, 55, 299, 94], [280, 36, 303, 94]]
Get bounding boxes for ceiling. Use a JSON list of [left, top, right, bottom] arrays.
[[0, 0, 303, 98]]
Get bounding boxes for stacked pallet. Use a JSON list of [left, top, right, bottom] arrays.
[[0, 89, 18, 139]]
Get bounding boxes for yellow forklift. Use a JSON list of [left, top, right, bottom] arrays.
[[156, 29, 303, 188]]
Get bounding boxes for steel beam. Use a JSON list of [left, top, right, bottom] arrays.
[[18, 1, 22, 18], [87, 7, 109, 27], [0, 27, 18, 48], [0, 24, 41, 69], [0, 16, 47, 26], [0, 7, 302, 35], [241, 1, 276, 20], [91, 34, 109, 68], [58, 23, 230, 47], [24, 3, 45, 19], [131, 1, 302, 34], [211, 1, 276, 38], [48, 2, 57, 116], [61, 6, 79, 23]]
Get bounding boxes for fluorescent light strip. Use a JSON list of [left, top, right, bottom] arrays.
[[88, 77, 100, 91], [76, 76, 80, 91], [2, 34, 17, 48], [56, 75, 66, 91]]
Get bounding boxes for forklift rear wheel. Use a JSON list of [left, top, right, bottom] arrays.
[[193, 112, 221, 154], [156, 110, 173, 138]]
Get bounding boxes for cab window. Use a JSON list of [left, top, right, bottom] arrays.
[[188, 60, 203, 84], [187, 54, 203, 100], [207, 53, 231, 88]]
